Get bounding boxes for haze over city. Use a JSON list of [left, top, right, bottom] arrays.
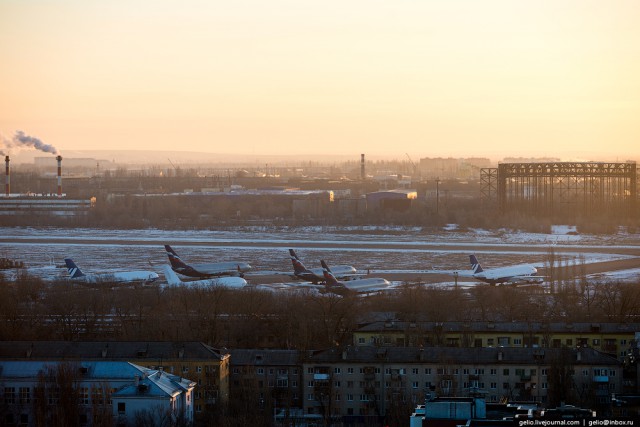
[[1, 0, 639, 162]]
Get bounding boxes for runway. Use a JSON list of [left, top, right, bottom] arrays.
[[1, 226, 639, 286]]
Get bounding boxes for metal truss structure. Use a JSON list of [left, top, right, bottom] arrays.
[[481, 162, 637, 219]]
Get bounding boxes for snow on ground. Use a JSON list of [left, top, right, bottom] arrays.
[[1, 225, 639, 284]]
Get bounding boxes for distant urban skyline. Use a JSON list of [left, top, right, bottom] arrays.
[[1, 1, 639, 160]]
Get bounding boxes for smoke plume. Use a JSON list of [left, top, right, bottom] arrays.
[[12, 130, 58, 155]]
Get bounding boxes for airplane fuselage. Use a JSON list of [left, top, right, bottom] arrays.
[[77, 271, 159, 283], [173, 261, 252, 278], [473, 265, 539, 284]]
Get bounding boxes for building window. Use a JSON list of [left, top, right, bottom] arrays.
[[412, 368, 419, 375], [490, 382, 497, 389], [490, 369, 497, 375], [348, 368, 354, 374], [542, 369, 548, 376], [117, 402, 126, 413], [80, 387, 89, 405], [307, 381, 314, 387], [257, 368, 264, 375], [307, 368, 314, 374], [412, 382, 419, 389], [4, 387, 15, 405], [425, 368, 431, 375], [358, 337, 365, 344], [503, 369, 510, 375], [335, 394, 341, 401], [334, 381, 341, 388], [307, 394, 314, 401], [513, 339, 522, 345], [334, 367, 341, 374], [347, 394, 353, 401], [197, 366, 202, 373], [19, 387, 30, 404], [498, 337, 510, 346]]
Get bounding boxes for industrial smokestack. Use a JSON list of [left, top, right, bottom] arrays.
[[360, 154, 365, 181], [56, 155, 62, 197], [5, 156, 9, 197]]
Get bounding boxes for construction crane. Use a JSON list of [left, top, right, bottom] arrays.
[[405, 153, 420, 180]]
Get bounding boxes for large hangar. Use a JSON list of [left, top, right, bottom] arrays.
[[481, 161, 637, 219]]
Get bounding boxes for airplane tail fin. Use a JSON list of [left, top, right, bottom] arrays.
[[289, 249, 312, 275], [162, 265, 183, 286], [64, 258, 85, 278], [469, 255, 484, 274], [320, 260, 340, 286], [165, 245, 190, 270]]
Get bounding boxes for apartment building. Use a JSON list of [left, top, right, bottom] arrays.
[[0, 360, 194, 427], [353, 321, 639, 359], [301, 346, 621, 422], [0, 341, 229, 422]]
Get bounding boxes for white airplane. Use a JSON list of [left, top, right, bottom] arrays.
[[289, 249, 356, 283], [321, 260, 390, 296], [162, 265, 247, 288], [165, 245, 251, 278], [64, 258, 159, 283], [465, 254, 543, 285]]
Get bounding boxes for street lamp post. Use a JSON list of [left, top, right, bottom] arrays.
[[435, 177, 440, 214]]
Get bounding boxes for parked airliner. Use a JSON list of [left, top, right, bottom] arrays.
[[164, 245, 251, 278], [162, 265, 248, 288], [466, 254, 543, 285], [64, 258, 159, 283], [289, 249, 356, 283], [321, 260, 390, 295]]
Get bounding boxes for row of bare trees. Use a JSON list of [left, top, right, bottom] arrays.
[[2, 271, 640, 346]]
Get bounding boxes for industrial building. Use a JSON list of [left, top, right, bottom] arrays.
[[1, 155, 95, 217], [481, 161, 638, 219]]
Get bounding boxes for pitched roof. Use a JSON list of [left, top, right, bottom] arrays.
[[356, 321, 640, 335], [229, 349, 301, 366], [303, 346, 621, 366], [0, 341, 228, 361]]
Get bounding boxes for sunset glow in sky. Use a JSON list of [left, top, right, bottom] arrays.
[[1, 0, 639, 161]]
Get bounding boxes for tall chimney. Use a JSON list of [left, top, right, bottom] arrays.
[[5, 156, 9, 197], [56, 155, 62, 197], [360, 154, 365, 181]]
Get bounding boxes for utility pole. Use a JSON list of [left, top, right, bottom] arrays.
[[435, 177, 440, 214]]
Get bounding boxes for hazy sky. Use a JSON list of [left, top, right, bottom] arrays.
[[1, 0, 639, 161]]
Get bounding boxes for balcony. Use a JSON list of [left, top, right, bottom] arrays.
[[593, 376, 609, 383]]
